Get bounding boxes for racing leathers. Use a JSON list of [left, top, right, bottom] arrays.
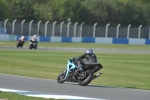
[[72, 53, 100, 73]]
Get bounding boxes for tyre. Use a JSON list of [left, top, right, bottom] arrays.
[[34, 45, 37, 49], [29, 44, 32, 49], [16, 42, 19, 48], [57, 70, 66, 83], [78, 70, 93, 86], [20, 44, 23, 48]]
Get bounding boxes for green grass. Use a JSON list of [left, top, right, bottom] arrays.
[[0, 91, 56, 100], [0, 41, 150, 91]]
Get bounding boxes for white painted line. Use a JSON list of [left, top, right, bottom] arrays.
[[0, 88, 106, 100]]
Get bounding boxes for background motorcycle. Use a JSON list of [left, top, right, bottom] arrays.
[[16, 40, 25, 48], [29, 39, 38, 49], [57, 58, 103, 86]]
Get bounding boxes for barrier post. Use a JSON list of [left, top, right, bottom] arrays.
[[12, 19, 17, 41], [37, 20, 42, 36], [4, 19, 8, 33], [44, 21, 49, 37], [127, 24, 131, 38], [29, 20, 34, 36], [80, 22, 84, 37], [105, 23, 110, 38], [74, 22, 78, 37], [60, 21, 64, 37], [52, 21, 57, 37], [138, 25, 142, 39], [93, 23, 97, 37], [67, 22, 71, 37], [116, 24, 121, 38], [21, 20, 25, 36]]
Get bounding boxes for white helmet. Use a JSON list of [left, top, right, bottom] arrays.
[[85, 49, 93, 54], [22, 36, 25, 39], [33, 35, 36, 38]]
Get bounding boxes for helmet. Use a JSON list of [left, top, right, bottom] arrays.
[[22, 36, 25, 39], [33, 35, 36, 38], [85, 49, 93, 54]]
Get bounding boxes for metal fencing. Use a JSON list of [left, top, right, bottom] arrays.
[[3, 19, 150, 39]]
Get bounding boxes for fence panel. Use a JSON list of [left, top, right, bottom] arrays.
[[108, 26, 117, 38], [141, 27, 149, 39], [119, 26, 127, 38], [130, 27, 138, 38], [82, 25, 93, 37], [39, 23, 45, 36], [3, 21, 150, 39]]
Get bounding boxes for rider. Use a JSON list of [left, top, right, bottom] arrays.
[[30, 34, 38, 43], [71, 49, 101, 78], [31, 34, 37, 41], [79, 49, 98, 63], [18, 36, 25, 43]]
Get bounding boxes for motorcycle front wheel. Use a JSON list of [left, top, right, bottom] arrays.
[[16, 42, 19, 48], [34, 45, 37, 49], [57, 70, 66, 83], [78, 70, 93, 86], [29, 44, 32, 49]]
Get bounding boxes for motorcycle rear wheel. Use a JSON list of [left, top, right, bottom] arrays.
[[78, 70, 93, 86], [16, 42, 20, 48], [34, 45, 37, 49]]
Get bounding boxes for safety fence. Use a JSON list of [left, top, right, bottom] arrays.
[[1, 19, 150, 44], [1, 19, 150, 39]]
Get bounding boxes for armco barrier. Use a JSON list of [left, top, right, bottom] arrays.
[[113, 38, 129, 44], [0, 34, 150, 45], [0, 28, 6, 34], [0, 34, 12, 41], [146, 39, 150, 44]]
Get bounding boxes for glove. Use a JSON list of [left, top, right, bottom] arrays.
[[69, 57, 75, 61]]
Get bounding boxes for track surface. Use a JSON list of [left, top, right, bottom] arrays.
[[0, 73, 150, 100], [0, 46, 150, 100], [0, 46, 150, 54]]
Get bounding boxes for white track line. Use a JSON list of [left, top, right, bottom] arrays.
[[0, 88, 106, 100]]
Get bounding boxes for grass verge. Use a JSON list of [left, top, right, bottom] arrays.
[[0, 91, 56, 100]]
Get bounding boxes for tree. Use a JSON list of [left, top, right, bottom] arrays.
[[0, 0, 10, 20], [51, 0, 82, 23], [121, 0, 148, 26], [32, 1, 53, 21], [7, 0, 51, 21]]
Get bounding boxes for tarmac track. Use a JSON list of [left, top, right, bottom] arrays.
[[0, 74, 150, 100], [0, 46, 150, 100], [0, 46, 150, 54]]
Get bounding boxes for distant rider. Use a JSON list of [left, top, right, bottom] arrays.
[[31, 35, 37, 41], [30, 35, 38, 44], [18, 36, 25, 43]]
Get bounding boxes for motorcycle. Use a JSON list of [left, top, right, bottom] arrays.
[[16, 40, 25, 48], [57, 58, 103, 86], [29, 39, 38, 49]]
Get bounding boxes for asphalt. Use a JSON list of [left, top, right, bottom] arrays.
[[0, 73, 150, 100], [0, 46, 150, 54]]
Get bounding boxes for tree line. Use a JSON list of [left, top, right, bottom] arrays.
[[1, 0, 150, 26]]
